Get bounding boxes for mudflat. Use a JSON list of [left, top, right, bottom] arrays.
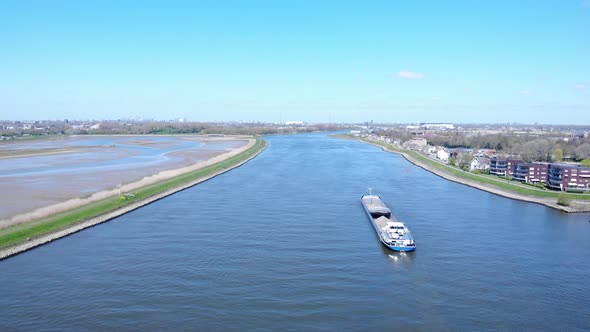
[[0, 135, 249, 223]]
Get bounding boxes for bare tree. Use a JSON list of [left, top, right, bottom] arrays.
[[575, 143, 590, 160], [458, 152, 473, 169]]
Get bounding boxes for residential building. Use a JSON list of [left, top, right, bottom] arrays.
[[547, 164, 590, 191], [469, 156, 490, 172], [489, 157, 523, 177], [489, 157, 505, 175], [512, 162, 549, 183], [419, 123, 455, 130], [436, 148, 450, 163], [477, 148, 497, 156], [285, 121, 305, 126]]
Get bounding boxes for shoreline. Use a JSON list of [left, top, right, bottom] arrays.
[[338, 135, 590, 213], [0, 138, 268, 260], [1, 137, 251, 226]]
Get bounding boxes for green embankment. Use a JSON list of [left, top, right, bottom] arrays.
[[0, 138, 267, 250], [353, 136, 590, 201]]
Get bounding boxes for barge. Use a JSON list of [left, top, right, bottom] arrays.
[[361, 190, 416, 252]]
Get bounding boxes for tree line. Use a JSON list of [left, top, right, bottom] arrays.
[[376, 129, 590, 162], [0, 121, 347, 138]]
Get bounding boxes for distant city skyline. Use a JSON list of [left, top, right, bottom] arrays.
[[0, 0, 588, 124]]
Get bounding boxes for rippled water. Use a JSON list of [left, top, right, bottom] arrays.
[[1, 133, 589, 330]]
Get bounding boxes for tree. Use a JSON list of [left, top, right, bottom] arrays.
[[557, 193, 572, 206], [536, 139, 552, 162], [520, 138, 551, 161], [553, 147, 564, 162], [448, 156, 457, 166], [520, 141, 536, 161], [457, 152, 473, 170], [509, 141, 523, 157], [575, 143, 590, 160]]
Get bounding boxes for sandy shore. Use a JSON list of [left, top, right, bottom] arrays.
[[0, 138, 267, 260], [349, 137, 590, 213], [0, 136, 249, 221], [0, 137, 252, 228]]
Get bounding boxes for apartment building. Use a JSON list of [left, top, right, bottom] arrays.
[[512, 162, 549, 183], [547, 164, 590, 191], [489, 157, 523, 177]]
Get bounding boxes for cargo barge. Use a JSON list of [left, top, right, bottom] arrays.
[[360, 190, 416, 252]]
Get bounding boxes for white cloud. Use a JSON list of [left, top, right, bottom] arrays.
[[519, 89, 530, 95], [575, 83, 587, 90], [398, 71, 425, 79]]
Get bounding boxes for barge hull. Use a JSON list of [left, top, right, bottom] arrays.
[[361, 195, 416, 252]]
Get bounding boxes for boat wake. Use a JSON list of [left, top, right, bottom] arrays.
[[389, 251, 407, 260]]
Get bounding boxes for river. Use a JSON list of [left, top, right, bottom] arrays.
[[1, 133, 589, 330]]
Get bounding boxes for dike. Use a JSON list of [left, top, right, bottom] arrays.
[[339, 135, 590, 213], [0, 138, 267, 260]]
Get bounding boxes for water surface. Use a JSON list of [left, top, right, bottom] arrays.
[[1, 133, 589, 330]]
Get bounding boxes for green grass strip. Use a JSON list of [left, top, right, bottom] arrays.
[[0, 138, 267, 250]]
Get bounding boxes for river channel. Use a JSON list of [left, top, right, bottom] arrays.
[[1, 133, 589, 330]]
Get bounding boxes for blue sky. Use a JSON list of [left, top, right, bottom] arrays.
[[0, 0, 588, 123]]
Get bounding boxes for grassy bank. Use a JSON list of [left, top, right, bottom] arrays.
[[345, 135, 590, 202], [0, 138, 267, 250]]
